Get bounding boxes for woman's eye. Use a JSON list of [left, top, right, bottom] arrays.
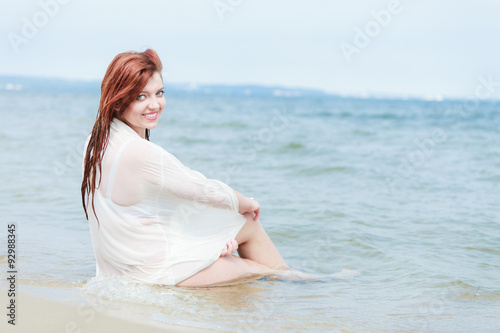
[[136, 94, 146, 101], [157, 91, 164, 97]]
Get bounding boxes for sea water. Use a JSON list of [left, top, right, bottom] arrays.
[[0, 90, 499, 331]]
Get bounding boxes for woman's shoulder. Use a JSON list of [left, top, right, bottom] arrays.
[[121, 137, 161, 158], [121, 138, 179, 169], [129, 138, 174, 155]]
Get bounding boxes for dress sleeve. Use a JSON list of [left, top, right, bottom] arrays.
[[159, 148, 240, 212]]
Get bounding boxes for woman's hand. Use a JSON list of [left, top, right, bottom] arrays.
[[233, 190, 261, 221], [239, 197, 260, 221], [220, 238, 238, 257], [248, 198, 260, 221]]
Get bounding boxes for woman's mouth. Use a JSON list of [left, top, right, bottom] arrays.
[[142, 112, 159, 120]]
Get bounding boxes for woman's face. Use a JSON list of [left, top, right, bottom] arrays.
[[122, 71, 165, 138]]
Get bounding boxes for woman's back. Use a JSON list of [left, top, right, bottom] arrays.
[[85, 119, 246, 285]]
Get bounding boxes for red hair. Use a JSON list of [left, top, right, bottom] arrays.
[[81, 49, 163, 222]]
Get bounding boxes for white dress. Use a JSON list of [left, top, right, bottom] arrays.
[[83, 119, 246, 285]]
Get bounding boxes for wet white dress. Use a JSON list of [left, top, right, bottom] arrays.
[[83, 119, 246, 285]]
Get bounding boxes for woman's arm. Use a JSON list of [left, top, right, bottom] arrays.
[[155, 147, 240, 211], [232, 189, 260, 221]]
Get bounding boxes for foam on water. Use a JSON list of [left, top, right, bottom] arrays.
[[79, 269, 362, 331]]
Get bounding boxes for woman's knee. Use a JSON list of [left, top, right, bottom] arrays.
[[243, 211, 256, 221], [236, 213, 264, 244]]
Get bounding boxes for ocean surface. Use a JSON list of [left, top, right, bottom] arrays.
[[0, 89, 499, 332]]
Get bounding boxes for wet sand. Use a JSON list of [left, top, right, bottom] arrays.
[[0, 287, 209, 333]]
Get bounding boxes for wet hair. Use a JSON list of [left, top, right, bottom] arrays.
[[81, 49, 163, 222]]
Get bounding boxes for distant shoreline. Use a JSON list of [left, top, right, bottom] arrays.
[[0, 74, 331, 98], [2, 74, 496, 102]]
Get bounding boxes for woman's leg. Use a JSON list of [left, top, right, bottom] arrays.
[[177, 212, 287, 287], [176, 255, 270, 287], [235, 212, 288, 270]]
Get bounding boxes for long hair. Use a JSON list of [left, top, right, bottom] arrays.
[[81, 49, 163, 222]]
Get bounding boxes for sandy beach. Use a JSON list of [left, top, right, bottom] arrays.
[[0, 287, 208, 333]]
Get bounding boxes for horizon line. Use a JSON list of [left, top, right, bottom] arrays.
[[0, 74, 499, 103]]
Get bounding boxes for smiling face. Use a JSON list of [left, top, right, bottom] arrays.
[[121, 72, 165, 138]]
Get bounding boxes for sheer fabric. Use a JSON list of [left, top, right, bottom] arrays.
[[83, 119, 246, 285]]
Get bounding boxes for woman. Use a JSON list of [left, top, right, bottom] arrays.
[[81, 49, 288, 287]]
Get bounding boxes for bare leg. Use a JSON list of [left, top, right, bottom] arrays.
[[176, 255, 270, 287], [235, 212, 288, 270], [177, 212, 288, 287]]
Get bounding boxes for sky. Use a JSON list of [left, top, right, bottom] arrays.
[[1, 0, 500, 99]]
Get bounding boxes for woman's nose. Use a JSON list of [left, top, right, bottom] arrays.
[[149, 97, 160, 110]]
